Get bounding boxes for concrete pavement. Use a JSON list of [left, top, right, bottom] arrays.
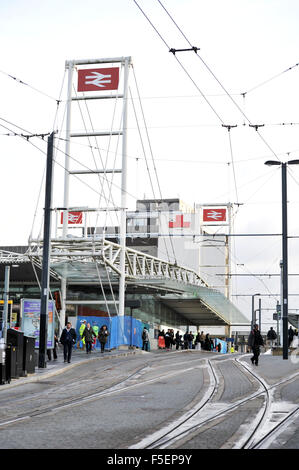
[[0, 346, 143, 390]]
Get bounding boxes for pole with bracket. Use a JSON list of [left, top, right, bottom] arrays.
[[281, 163, 288, 359], [38, 132, 55, 368]]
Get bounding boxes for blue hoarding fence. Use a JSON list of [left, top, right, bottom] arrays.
[[215, 338, 227, 354], [75, 316, 150, 350]]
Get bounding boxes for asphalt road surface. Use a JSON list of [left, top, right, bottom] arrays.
[[0, 348, 298, 450]]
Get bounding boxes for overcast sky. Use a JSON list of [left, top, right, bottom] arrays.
[[1, 0, 299, 324]]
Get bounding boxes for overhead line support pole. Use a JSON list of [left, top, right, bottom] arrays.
[[39, 132, 54, 368], [281, 163, 288, 359], [119, 57, 131, 345], [60, 60, 74, 334]]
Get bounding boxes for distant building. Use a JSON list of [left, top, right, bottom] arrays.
[[86, 198, 231, 297]]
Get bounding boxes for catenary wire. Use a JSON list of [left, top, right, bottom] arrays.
[[154, 0, 281, 162]]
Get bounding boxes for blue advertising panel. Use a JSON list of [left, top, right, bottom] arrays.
[[21, 299, 55, 349]]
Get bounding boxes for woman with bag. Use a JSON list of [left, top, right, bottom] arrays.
[[98, 325, 110, 353]]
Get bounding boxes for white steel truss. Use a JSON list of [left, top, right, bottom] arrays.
[[0, 239, 208, 288]]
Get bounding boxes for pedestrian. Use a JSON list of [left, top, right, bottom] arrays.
[[183, 331, 189, 349], [288, 326, 295, 347], [98, 325, 110, 353], [187, 331, 194, 350], [165, 329, 172, 350], [195, 333, 201, 350], [217, 342, 222, 353], [199, 331, 205, 349], [79, 320, 87, 349], [82, 322, 97, 354], [170, 329, 175, 350], [248, 324, 264, 366], [267, 326, 277, 348], [47, 330, 58, 361], [158, 330, 165, 349], [175, 330, 181, 350], [142, 327, 150, 351], [204, 333, 211, 351], [60, 322, 77, 363]]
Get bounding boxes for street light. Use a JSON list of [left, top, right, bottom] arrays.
[[251, 293, 260, 330], [265, 159, 299, 359]]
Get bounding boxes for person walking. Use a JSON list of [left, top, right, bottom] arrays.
[[288, 326, 295, 347], [47, 331, 58, 361], [248, 324, 264, 366], [60, 322, 77, 363], [82, 322, 96, 354], [98, 325, 110, 353], [175, 330, 181, 350], [199, 331, 205, 349], [183, 331, 189, 350], [267, 326, 277, 348], [142, 327, 150, 351], [169, 329, 174, 350], [165, 329, 172, 350], [204, 333, 211, 351], [187, 331, 194, 350]]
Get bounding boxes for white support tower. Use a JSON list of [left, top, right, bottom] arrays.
[[60, 56, 132, 340]]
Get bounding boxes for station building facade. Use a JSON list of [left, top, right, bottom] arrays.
[[0, 199, 242, 349]]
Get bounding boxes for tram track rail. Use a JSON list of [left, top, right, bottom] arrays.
[[0, 352, 298, 450], [132, 355, 299, 449], [0, 354, 209, 428], [236, 357, 299, 449], [250, 405, 299, 449], [0, 363, 149, 427]]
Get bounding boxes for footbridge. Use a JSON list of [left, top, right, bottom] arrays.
[[0, 238, 249, 329]]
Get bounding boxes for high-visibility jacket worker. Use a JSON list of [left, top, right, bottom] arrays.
[[79, 320, 87, 346]]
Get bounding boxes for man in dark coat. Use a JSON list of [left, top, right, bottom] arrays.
[[60, 322, 77, 363], [82, 322, 96, 354], [248, 324, 264, 366], [175, 331, 181, 350], [267, 327, 277, 348], [142, 327, 149, 351]]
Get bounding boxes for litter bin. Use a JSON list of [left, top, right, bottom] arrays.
[[5, 343, 17, 380], [23, 336, 35, 375], [7, 328, 24, 378]]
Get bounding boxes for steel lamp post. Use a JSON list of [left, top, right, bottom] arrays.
[[251, 293, 260, 330], [265, 159, 299, 359]]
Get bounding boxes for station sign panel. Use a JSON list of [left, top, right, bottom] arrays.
[[77, 67, 119, 92], [60, 211, 83, 225], [202, 208, 227, 223]]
